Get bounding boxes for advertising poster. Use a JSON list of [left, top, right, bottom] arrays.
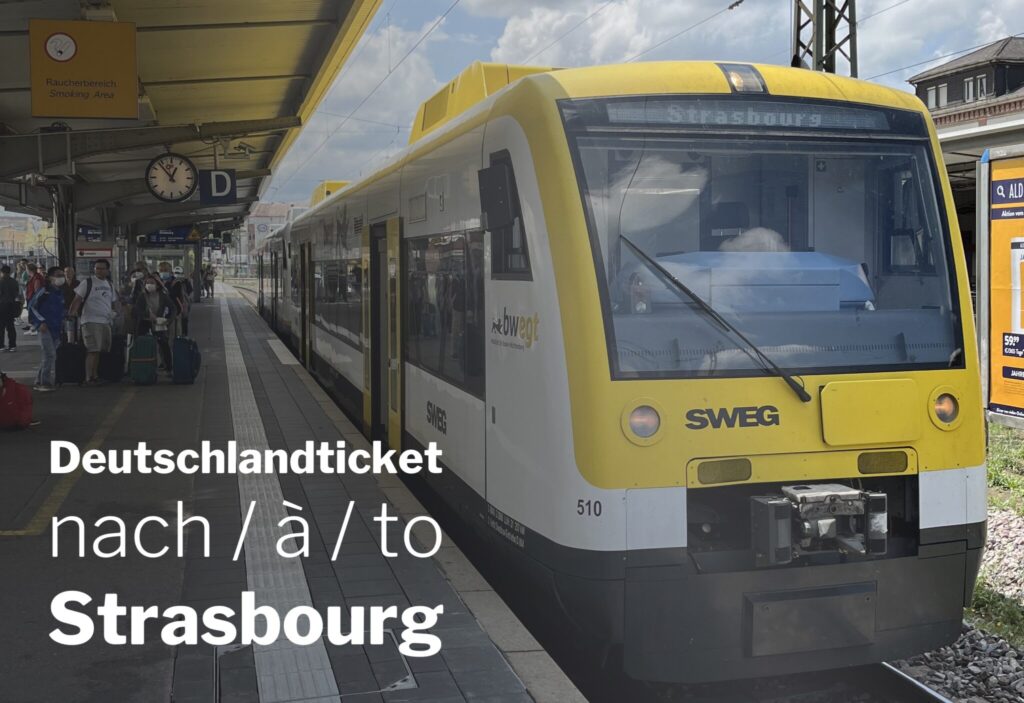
[[989, 157, 1024, 420]]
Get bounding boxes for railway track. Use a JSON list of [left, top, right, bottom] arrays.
[[731, 663, 955, 703]]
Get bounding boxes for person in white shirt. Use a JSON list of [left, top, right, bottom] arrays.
[[68, 259, 117, 385]]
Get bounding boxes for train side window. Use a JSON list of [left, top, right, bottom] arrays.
[[404, 230, 484, 399], [480, 151, 532, 280]]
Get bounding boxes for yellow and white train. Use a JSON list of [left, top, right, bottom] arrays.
[[256, 60, 986, 682]]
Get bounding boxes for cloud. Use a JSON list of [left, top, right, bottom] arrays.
[[267, 18, 446, 202]]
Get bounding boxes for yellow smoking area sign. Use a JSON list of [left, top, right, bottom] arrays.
[[29, 19, 138, 119], [980, 149, 1024, 427]]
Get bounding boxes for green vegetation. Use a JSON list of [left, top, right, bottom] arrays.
[[968, 424, 1024, 646], [988, 423, 1024, 516], [968, 576, 1024, 649]]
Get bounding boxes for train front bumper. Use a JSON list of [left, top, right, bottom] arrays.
[[620, 522, 984, 683]]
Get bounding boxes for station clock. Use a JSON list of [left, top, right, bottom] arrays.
[[145, 153, 198, 203]]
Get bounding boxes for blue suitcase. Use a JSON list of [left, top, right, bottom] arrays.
[[172, 337, 201, 385]]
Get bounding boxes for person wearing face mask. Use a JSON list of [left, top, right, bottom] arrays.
[[133, 274, 176, 373], [158, 261, 188, 337], [68, 259, 117, 385], [62, 266, 79, 311], [122, 267, 146, 333], [26, 267, 67, 392], [172, 266, 193, 336]]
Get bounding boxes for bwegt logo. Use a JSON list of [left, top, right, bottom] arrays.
[[491, 308, 540, 348], [685, 405, 781, 430]]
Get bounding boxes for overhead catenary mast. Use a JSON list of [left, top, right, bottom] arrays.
[[791, 0, 858, 76]]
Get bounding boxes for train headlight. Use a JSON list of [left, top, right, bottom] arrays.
[[630, 406, 660, 437], [929, 387, 962, 430], [622, 401, 665, 445], [717, 63, 767, 93], [934, 394, 958, 423]]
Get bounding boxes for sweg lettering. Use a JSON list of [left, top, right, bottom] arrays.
[[685, 405, 781, 430], [426, 401, 447, 435], [491, 308, 540, 348]]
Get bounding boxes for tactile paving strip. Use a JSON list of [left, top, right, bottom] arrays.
[[221, 295, 341, 703]]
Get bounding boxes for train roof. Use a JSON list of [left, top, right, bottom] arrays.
[[291, 60, 929, 226]]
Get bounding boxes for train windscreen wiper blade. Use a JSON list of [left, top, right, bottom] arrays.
[[619, 235, 812, 404]]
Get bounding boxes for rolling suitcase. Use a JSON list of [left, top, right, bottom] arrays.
[[128, 335, 159, 386], [55, 341, 87, 386], [63, 317, 78, 344], [171, 337, 201, 385], [0, 373, 32, 430], [98, 334, 126, 383]]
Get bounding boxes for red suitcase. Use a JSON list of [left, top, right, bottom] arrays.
[[0, 373, 32, 430]]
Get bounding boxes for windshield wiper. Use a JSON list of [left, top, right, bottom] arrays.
[[619, 235, 812, 403]]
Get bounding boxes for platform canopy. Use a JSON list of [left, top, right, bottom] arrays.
[[0, 0, 379, 236]]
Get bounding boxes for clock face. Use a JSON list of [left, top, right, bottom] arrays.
[[45, 33, 77, 62], [146, 153, 198, 203]]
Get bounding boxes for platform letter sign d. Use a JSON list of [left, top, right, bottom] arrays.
[[199, 169, 237, 205]]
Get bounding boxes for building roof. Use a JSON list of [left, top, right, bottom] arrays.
[[909, 37, 1024, 83]]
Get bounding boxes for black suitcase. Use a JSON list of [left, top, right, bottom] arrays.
[[55, 342, 87, 385], [98, 335, 126, 382]]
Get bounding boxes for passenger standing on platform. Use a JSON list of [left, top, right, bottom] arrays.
[[16, 259, 29, 328], [134, 273, 175, 372], [123, 267, 146, 334], [23, 264, 45, 336], [62, 266, 78, 312], [203, 266, 216, 298], [27, 267, 66, 392], [126, 265, 147, 303], [68, 259, 117, 386], [158, 262, 186, 337], [173, 266, 193, 336], [0, 265, 20, 352]]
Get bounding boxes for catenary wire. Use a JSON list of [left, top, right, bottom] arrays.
[[269, 0, 460, 197], [521, 1, 616, 64], [623, 0, 745, 63]]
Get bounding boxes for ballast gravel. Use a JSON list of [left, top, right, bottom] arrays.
[[895, 508, 1024, 702], [897, 627, 1024, 702], [981, 508, 1024, 604]]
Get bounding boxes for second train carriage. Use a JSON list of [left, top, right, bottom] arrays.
[[257, 60, 986, 683]]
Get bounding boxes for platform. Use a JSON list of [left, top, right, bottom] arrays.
[[0, 286, 583, 703]]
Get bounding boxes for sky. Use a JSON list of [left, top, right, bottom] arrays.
[[264, 0, 1021, 204]]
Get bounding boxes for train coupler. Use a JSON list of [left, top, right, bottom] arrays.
[[751, 483, 887, 567]]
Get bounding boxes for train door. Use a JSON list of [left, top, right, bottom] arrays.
[[271, 251, 278, 328], [300, 243, 314, 365], [368, 218, 402, 446], [257, 255, 264, 315]]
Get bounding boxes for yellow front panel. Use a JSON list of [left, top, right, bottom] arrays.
[[820, 380, 922, 446]]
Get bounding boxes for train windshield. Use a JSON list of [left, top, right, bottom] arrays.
[[560, 96, 962, 378]]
